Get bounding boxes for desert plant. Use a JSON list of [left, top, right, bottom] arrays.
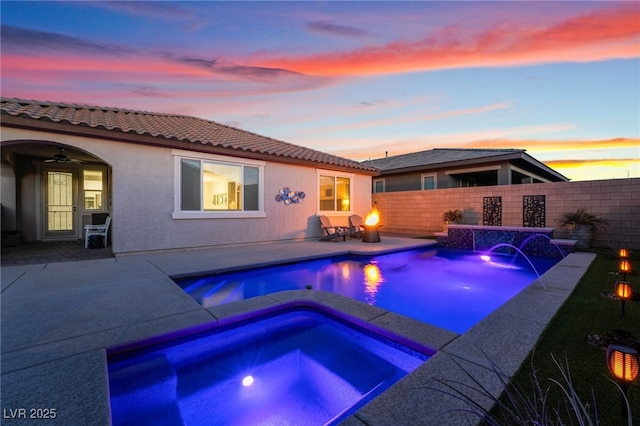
[[559, 208, 609, 250], [433, 352, 634, 426], [443, 209, 463, 223], [559, 208, 609, 232]]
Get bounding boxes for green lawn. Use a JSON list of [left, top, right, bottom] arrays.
[[497, 249, 640, 425]]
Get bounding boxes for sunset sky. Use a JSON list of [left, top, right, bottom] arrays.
[[1, 1, 639, 181]]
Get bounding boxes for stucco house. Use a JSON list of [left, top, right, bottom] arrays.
[[1, 97, 379, 254], [366, 148, 568, 193]]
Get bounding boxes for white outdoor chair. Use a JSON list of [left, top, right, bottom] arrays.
[[85, 215, 111, 248]]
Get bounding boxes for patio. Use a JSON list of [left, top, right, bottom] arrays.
[[0, 237, 595, 425], [1, 240, 114, 267]]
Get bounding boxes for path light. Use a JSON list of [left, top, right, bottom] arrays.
[[614, 281, 632, 316], [619, 248, 630, 259], [606, 345, 640, 419], [618, 259, 632, 280]]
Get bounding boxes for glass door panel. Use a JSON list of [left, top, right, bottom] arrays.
[[45, 170, 76, 238]]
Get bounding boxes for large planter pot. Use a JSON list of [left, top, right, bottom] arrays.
[[571, 224, 594, 250]]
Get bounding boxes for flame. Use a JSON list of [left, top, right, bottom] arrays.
[[365, 208, 380, 226]]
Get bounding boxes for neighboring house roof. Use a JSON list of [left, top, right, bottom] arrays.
[[365, 148, 569, 181], [0, 97, 379, 175]]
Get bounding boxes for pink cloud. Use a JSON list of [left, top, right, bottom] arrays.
[[0, 51, 336, 101], [546, 158, 640, 169], [458, 137, 640, 151], [252, 4, 639, 76], [324, 102, 513, 132]]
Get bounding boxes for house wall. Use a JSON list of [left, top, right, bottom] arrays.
[[1, 127, 373, 253], [382, 172, 422, 192], [373, 178, 640, 248], [379, 161, 511, 191]]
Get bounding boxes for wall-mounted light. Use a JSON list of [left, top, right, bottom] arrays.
[[614, 281, 632, 316], [606, 345, 639, 419]]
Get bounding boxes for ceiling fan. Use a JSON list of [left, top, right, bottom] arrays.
[[44, 148, 84, 163]]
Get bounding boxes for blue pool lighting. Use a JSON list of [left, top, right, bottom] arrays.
[[242, 375, 254, 387], [108, 307, 430, 425], [177, 248, 558, 334]]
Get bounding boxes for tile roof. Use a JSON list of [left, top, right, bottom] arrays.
[[365, 148, 526, 171], [1, 97, 379, 174]]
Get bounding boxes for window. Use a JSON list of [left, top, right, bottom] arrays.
[[174, 150, 264, 218], [318, 171, 352, 213], [373, 178, 385, 193], [83, 170, 103, 210], [421, 173, 437, 190]]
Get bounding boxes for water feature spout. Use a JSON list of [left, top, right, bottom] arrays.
[[483, 243, 546, 289], [518, 233, 566, 259]]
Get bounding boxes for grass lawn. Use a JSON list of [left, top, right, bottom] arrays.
[[496, 248, 640, 425]]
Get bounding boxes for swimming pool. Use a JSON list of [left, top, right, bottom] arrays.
[[108, 306, 429, 426], [178, 248, 558, 334]]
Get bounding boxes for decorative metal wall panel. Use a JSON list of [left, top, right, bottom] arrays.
[[523, 195, 545, 227], [483, 196, 502, 226]]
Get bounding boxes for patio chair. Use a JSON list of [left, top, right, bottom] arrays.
[[85, 214, 111, 248], [319, 215, 348, 242], [349, 214, 365, 239]]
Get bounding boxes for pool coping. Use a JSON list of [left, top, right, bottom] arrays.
[[0, 238, 596, 425]]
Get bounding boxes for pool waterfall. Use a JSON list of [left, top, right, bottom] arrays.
[[436, 224, 576, 258]]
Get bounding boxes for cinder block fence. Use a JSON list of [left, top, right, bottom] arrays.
[[373, 177, 640, 249]]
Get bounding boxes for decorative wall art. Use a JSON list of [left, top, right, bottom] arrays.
[[483, 196, 502, 226], [523, 195, 546, 227], [275, 187, 305, 205]]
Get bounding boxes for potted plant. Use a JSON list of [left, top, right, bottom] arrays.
[[443, 209, 463, 231], [559, 208, 609, 250]]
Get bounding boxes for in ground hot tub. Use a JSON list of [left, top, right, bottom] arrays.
[[108, 305, 430, 425]]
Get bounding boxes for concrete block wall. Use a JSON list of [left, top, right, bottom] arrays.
[[373, 178, 640, 248]]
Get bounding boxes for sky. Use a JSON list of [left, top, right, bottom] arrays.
[[1, 1, 639, 181]]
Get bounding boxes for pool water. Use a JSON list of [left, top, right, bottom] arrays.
[[108, 308, 429, 426], [178, 248, 558, 334]]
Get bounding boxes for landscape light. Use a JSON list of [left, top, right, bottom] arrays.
[[618, 248, 629, 259], [606, 345, 639, 419], [614, 281, 632, 316], [618, 259, 632, 278]]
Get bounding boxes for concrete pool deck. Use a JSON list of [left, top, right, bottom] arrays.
[[0, 237, 596, 425]]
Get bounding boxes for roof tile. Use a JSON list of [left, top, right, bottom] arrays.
[[366, 148, 524, 171], [1, 97, 378, 173]]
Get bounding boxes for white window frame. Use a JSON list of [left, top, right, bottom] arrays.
[[81, 166, 109, 213], [172, 149, 266, 219], [316, 169, 354, 216], [373, 178, 385, 193], [421, 173, 437, 190]]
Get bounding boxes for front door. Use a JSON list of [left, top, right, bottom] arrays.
[[44, 169, 77, 239]]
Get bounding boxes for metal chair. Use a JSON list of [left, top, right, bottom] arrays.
[[85, 215, 111, 248]]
